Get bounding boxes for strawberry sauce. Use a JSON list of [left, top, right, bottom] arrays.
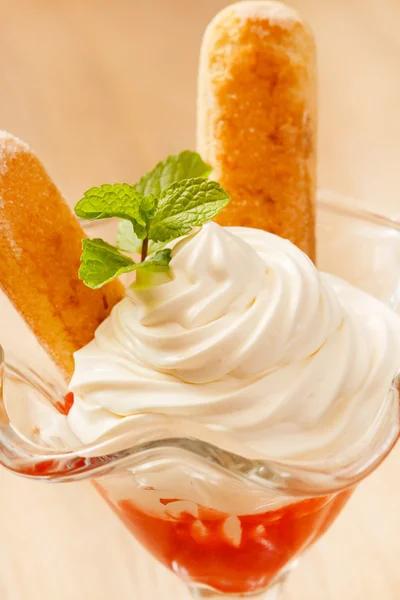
[[111, 489, 352, 594]]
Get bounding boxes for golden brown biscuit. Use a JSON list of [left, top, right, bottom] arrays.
[[0, 132, 124, 380], [197, 1, 317, 259]]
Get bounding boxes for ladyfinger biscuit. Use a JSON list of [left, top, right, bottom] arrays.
[[0, 132, 124, 380], [197, 1, 317, 259]]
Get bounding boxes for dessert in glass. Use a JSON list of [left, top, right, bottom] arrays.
[[0, 3, 399, 600]]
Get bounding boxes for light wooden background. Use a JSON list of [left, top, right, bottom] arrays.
[[1, 0, 400, 599]]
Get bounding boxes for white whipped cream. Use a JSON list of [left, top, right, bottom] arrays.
[[68, 223, 400, 462]]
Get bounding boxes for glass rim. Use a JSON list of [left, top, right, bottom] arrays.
[[317, 189, 400, 231], [1, 194, 400, 497]]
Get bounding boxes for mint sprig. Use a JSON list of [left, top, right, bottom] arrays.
[[75, 150, 230, 289], [116, 150, 212, 253]]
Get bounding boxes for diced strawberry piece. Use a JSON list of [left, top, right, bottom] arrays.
[[191, 520, 209, 543], [221, 515, 242, 547]]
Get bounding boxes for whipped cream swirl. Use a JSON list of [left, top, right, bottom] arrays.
[[68, 223, 400, 462]]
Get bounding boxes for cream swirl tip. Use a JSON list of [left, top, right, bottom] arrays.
[[99, 222, 340, 384]]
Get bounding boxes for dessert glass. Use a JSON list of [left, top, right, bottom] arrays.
[[1, 192, 400, 600]]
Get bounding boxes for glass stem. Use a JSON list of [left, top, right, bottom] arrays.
[[188, 581, 285, 599]]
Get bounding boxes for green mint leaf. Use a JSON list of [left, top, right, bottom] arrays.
[[116, 220, 142, 253], [80, 239, 172, 289], [79, 239, 136, 289], [116, 220, 167, 254], [135, 151, 212, 198], [75, 184, 147, 239], [136, 249, 172, 272], [140, 193, 158, 218], [148, 178, 230, 243], [131, 249, 172, 289]]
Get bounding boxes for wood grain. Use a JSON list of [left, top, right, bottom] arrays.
[[1, 0, 400, 599]]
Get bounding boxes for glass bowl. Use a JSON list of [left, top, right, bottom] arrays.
[[0, 192, 399, 600]]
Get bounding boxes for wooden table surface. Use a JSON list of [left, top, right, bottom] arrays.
[[1, 1, 400, 599]]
